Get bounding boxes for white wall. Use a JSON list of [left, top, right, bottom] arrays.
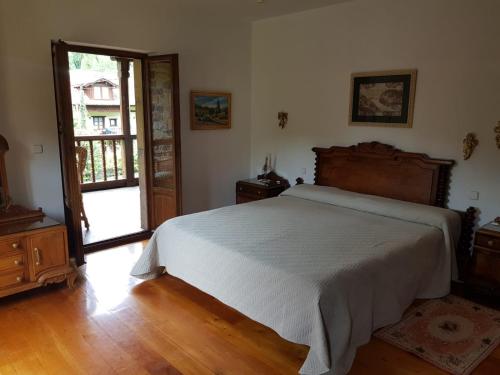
[[0, 0, 252, 221], [251, 0, 500, 223], [2, 0, 499, 225]]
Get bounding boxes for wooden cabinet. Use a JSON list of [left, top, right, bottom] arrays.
[[466, 221, 500, 303], [28, 227, 68, 280], [0, 217, 76, 298], [236, 176, 290, 204]]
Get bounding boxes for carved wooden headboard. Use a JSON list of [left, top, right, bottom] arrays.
[[309, 141, 477, 281], [312, 142, 454, 208]]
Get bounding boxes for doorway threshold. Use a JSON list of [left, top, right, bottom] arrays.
[[83, 230, 152, 255]]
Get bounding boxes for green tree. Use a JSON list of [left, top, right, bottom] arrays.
[[69, 52, 117, 73], [69, 52, 84, 69]]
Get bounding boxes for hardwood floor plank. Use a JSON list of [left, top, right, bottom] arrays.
[[131, 278, 305, 373], [159, 275, 309, 364], [0, 363, 17, 375], [128, 292, 284, 374], [10, 353, 46, 375], [81, 317, 150, 375], [354, 339, 446, 375], [27, 298, 114, 374], [92, 309, 208, 375], [1, 241, 498, 375]]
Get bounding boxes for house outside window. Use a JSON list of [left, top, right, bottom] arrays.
[[102, 87, 110, 99], [93, 86, 102, 99], [109, 118, 117, 127], [93, 116, 105, 129]]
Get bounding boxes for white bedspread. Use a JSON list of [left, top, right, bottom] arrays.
[[131, 184, 461, 375]]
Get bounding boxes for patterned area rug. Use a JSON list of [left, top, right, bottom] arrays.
[[375, 295, 500, 375]]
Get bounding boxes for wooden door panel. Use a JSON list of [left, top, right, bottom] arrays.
[[153, 190, 176, 228], [144, 55, 181, 228], [28, 228, 68, 280], [51, 40, 85, 266]]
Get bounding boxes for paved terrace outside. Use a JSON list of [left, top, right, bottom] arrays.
[[81, 186, 143, 245]]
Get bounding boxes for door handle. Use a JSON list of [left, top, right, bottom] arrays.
[[34, 247, 41, 266]]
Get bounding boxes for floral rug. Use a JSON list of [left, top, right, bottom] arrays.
[[374, 295, 500, 374]]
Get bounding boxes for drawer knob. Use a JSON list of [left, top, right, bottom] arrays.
[[16, 276, 23, 283], [487, 240, 494, 247], [12, 242, 19, 249], [14, 259, 22, 266]]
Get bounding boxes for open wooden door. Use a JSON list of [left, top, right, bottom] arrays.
[[51, 40, 85, 266], [52, 43, 182, 259], [143, 55, 182, 228]]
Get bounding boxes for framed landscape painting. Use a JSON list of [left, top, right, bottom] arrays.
[[190, 91, 231, 130], [349, 70, 417, 128]]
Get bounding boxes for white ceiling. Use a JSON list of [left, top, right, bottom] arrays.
[[180, 0, 350, 21]]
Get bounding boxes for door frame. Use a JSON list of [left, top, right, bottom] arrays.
[[51, 40, 181, 265]]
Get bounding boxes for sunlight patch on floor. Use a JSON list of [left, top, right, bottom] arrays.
[[83, 242, 145, 316]]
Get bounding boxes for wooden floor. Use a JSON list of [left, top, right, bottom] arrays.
[[0, 242, 499, 375]]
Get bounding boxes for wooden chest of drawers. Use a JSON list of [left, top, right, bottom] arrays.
[[0, 217, 76, 298], [467, 222, 500, 302]]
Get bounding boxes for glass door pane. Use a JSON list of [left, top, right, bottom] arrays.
[[145, 55, 181, 228], [149, 61, 175, 190]]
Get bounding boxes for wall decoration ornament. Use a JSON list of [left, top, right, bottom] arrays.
[[349, 69, 417, 128], [278, 111, 288, 129], [495, 121, 500, 149], [463, 133, 478, 160]]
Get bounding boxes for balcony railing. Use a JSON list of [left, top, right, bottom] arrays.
[[75, 135, 138, 192]]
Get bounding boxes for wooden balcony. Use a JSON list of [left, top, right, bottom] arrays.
[[75, 135, 138, 192]]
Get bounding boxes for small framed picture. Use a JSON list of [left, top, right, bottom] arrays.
[[190, 91, 232, 130], [349, 70, 417, 128]]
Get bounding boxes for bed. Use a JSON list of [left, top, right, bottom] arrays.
[[131, 142, 476, 375]]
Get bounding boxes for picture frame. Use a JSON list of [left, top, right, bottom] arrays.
[[349, 70, 417, 128], [190, 91, 232, 130]]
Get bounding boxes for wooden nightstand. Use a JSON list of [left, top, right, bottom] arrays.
[[236, 173, 290, 204], [466, 220, 500, 303]]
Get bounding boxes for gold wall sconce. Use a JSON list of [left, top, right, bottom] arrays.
[[278, 111, 288, 129], [463, 133, 478, 160]]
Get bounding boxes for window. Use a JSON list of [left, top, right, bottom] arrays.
[[102, 87, 110, 99], [109, 118, 117, 127], [93, 116, 105, 129], [90, 85, 115, 100], [93, 86, 102, 99]]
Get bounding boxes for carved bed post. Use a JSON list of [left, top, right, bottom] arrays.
[[455, 206, 478, 281], [436, 165, 452, 208]]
